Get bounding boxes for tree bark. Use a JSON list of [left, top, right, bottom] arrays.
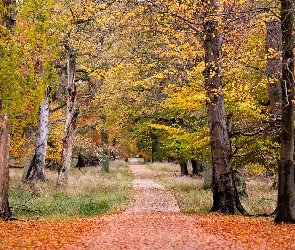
[[202, 0, 245, 214], [101, 129, 110, 173], [191, 159, 202, 175], [180, 161, 188, 176], [266, 20, 282, 118], [22, 126, 36, 181], [2, 0, 16, 30], [25, 88, 50, 182], [0, 110, 11, 220], [150, 129, 158, 162], [57, 48, 79, 187], [0, 0, 16, 221], [275, 0, 295, 223]]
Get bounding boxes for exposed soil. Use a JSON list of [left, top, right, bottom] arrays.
[[124, 164, 180, 213]]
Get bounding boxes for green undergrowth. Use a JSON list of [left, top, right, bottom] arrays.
[[147, 162, 180, 173], [9, 161, 133, 220], [148, 162, 277, 215]]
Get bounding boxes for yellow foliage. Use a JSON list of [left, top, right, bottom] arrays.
[[245, 163, 267, 176]]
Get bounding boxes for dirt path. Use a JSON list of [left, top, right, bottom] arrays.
[[70, 164, 246, 249], [124, 164, 180, 213]]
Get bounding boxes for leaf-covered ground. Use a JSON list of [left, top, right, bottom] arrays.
[[1, 213, 295, 249], [1, 164, 294, 249]]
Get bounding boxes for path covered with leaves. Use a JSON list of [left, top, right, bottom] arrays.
[[1, 165, 295, 249]]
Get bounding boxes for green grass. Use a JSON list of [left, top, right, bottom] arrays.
[[9, 161, 133, 220], [149, 162, 277, 215], [147, 162, 180, 173], [241, 177, 277, 215], [157, 175, 213, 214]]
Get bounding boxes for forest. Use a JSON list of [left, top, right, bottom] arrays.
[[0, 0, 295, 226]]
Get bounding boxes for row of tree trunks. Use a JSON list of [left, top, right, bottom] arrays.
[[0, 0, 16, 220], [57, 47, 79, 187], [179, 160, 201, 176], [275, 0, 295, 223], [202, 0, 246, 214]]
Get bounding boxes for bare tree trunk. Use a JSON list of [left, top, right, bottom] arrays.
[[191, 159, 202, 175], [101, 129, 109, 173], [25, 88, 50, 182], [275, 0, 295, 223], [0, 0, 16, 221], [202, 0, 246, 214], [0, 109, 11, 220], [22, 126, 36, 181], [150, 129, 158, 162], [266, 20, 282, 118], [57, 48, 79, 187], [180, 161, 188, 176]]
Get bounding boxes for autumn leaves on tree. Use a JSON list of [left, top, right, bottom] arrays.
[[0, 0, 295, 223]]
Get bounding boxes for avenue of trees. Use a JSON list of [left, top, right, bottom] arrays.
[[0, 0, 295, 222]]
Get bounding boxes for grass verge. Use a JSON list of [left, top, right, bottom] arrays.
[[9, 160, 133, 220], [148, 162, 277, 215]]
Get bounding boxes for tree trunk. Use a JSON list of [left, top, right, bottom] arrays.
[[2, 0, 16, 29], [101, 129, 109, 173], [180, 161, 188, 176], [25, 88, 50, 182], [0, 110, 11, 220], [191, 159, 203, 175], [22, 126, 36, 181], [266, 20, 282, 143], [266, 20, 282, 118], [148, 128, 159, 162], [275, 0, 295, 223], [57, 48, 79, 187], [0, 0, 16, 221], [76, 153, 85, 168], [202, 0, 245, 214]]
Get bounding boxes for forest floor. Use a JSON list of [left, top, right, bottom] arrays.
[[1, 164, 295, 249]]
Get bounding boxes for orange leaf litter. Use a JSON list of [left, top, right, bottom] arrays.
[[1, 213, 295, 249]]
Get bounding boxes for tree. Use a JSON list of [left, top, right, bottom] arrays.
[[16, 0, 65, 181], [0, 102, 11, 220], [202, 0, 246, 214], [275, 0, 295, 223], [101, 129, 110, 173], [24, 87, 50, 182], [57, 47, 79, 187], [0, 0, 16, 220], [266, 19, 282, 119], [100, 114, 109, 173]]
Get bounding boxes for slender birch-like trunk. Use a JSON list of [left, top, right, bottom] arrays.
[[57, 47, 79, 187], [25, 88, 50, 182]]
